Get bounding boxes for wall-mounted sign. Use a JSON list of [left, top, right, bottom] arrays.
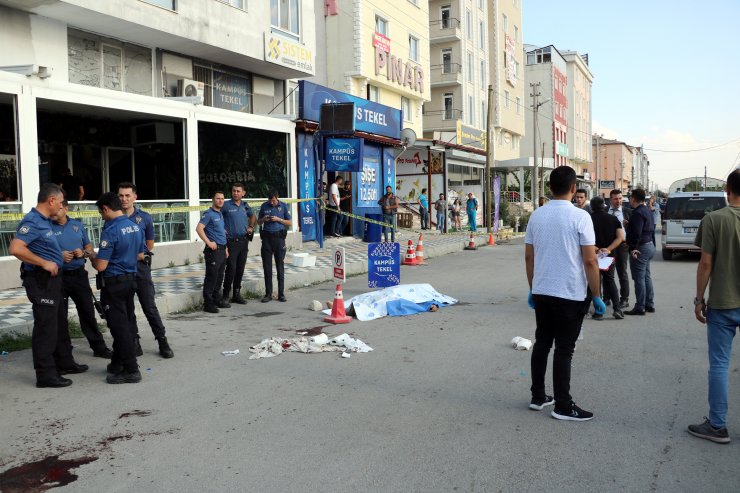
[[297, 133, 318, 242], [213, 71, 250, 112], [358, 154, 381, 208], [374, 39, 424, 94], [264, 31, 315, 75], [505, 34, 517, 87], [599, 180, 615, 189], [557, 142, 569, 157], [298, 81, 401, 139], [456, 121, 487, 151], [326, 138, 363, 172], [372, 32, 391, 54]]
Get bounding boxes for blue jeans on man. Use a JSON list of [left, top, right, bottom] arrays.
[[328, 206, 341, 236], [629, 242, 655, 311], [420, 207, 428, 229], [382, 213, 396, 242], [468, 210, 477, 231], [436, 212, 445, 231], [706, 308, 740, 428]]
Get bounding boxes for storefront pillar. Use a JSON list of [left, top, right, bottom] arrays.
[[17, 87, 40, 210], [186, 112, 200, 240]]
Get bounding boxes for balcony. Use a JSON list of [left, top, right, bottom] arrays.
[[422, 108, 462, 132], [430, 18, 462, 44], [430, 63, 463, 87]]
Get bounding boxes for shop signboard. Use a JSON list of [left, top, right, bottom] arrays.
[[599, 180, 615, 189], [456, 121, 486, 151], [368, 242, 401, 288], [325, 138, 363, 172], [264, 31, 315, 75], [298, 81, 401, 139], [212, 71, 250, 112], [296, 133, 318, 242], [358, 154, 381, 208]]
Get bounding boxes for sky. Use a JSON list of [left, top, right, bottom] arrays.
[[522, 0, 740, 191]]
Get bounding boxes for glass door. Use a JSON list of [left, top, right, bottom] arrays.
[[104, 147, 135, 192]]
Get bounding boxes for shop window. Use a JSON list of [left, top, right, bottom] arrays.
[[271, 0, 300, 38], [141, 0, 175, 10], [0, 98, 19, 202], [194, 63, 252, 113]]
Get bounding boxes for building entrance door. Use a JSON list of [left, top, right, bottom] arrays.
[[104, 147, 135, 192]]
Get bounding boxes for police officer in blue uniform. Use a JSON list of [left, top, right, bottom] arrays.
[[196, 191, 229, 313], [117, 182, 173, 359], [90, 192, 146, 384], [10, 183, 87, 388], [221, 183, 256, 305], [52, 199, 112, 358], [257, 190, 292, 303]]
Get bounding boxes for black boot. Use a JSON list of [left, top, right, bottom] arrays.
[[157, 337, 174, 358]]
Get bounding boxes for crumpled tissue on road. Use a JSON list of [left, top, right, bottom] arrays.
[[323, 283, 457, 322], [248, 333, 374, 360]]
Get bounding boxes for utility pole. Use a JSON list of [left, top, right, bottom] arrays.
[[530, 82, 540, 209], [595, 134, 600, 196], [704, 165, 707, 191], [485, 84, 495, 233], [620, 158, 625, 194], [540, 141, 545, 200]]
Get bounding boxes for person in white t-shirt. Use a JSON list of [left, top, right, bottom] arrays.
[[327, 176, 343, 237], [524, 166, 605, 422]]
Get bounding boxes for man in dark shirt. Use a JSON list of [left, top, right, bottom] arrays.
[[624, 188, 656, 315], [590, 197, 626, 319]]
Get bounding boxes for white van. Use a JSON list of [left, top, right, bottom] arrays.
[[661, 191, 727, 260]]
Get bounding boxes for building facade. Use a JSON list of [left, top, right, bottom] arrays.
[[562, 51, 593, 174], [0, 0, 316, 287], [590, 138, 634, 197]]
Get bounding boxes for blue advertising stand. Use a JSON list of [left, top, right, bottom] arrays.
[[368, 242, 401, 288]]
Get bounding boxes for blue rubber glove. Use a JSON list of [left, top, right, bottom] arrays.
[[528, 291, 535, 309], [593, 296, 606, 316]]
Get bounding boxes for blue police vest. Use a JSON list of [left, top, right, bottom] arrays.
[[15, 208, 63, 271], [222, 199, 254, 239], [128, 208, 155, 251], [258, 201, 291, 233], [199, 207, 227, 245], [51, 217, 91, 270], [97, 215, 146, 277]]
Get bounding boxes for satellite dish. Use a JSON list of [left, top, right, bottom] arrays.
[[400, 128, 417, 147]]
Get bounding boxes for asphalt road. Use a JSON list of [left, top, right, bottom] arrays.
[[0, 241, 737, 492]]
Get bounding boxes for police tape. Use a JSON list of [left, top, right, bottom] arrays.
[[0, 197, 319, 221]]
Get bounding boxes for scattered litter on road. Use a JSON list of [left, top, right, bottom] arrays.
[[249, 336, 344, 359], [221, 349, 240, 356], [146, 368, 152, 372], [328, 333, 373, 353], [309, 333, 329, 344], [341, 351, 351, 358], [309, 300, 323, 311], [511, 337, 532, 351]]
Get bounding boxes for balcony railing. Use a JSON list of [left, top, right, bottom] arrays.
[[429, 18, 462, 42], [430, 63, 463, 86], [423, 108, 463, 121]]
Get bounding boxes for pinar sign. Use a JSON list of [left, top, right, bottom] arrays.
[[374, 36, 424, 94]]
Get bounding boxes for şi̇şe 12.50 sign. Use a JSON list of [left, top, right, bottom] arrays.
[[357, 160, 379, 206]]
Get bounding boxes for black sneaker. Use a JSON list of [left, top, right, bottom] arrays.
[[619, 299, 630, 308], [261, 295, 272, 303], [203, 304, 219, 313], [278, 295, 287, 302], [135, 338, 143, 357], [217, 299, 231, 309], [157, 337, 174, 359], [624, 308, 646, 316], [613, 309, 624, 320], [36, 376, 72, 388], [688, 418, 730, 444], [551, 403, 593, 421], [645, 306, 656, 313], [93, 347, 113, 359], [231, 294, 247, 305], [106, 370, 142, 384], [58, 362, 89, 375], [529, 395, 555, 411], [107, 362, 123, 374]]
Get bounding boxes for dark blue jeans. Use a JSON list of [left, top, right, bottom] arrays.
[[382, 214, 396, 242], [706, 308, 740, 428], [629, 242, 655, 311]]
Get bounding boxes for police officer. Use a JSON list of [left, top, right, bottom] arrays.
[[52, 199, 112, 358], [10, 183, 87, 388], [90, 192, 146, 384], [196, 191, 229, 313], [117, 182, 174, 359], [221, 183, 256, 305], [257, 190, 292, 303]]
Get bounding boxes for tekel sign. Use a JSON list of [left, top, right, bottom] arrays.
[[368, 242, 400, 288], [325, 138, 363, 172], [333, 247, 346, 283]]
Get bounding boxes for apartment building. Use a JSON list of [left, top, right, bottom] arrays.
[[562, 51, 593, 173], [629, 145, 650, 189], [590, 137, 634, 196], [0, 0, 316, 287]]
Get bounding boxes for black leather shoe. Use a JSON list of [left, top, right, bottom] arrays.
[[157, 337, 174, 359], [261, 295, 272, 303], [135, 338, 143, 357], [36, 376, 72, 388], [93, 347, 113, 359], [624, 308, 646, 316], [645, 307, 656, 313], [106, 370, 142, 384], [278, 295, 287, 302], [231, 294, 247, 305], [107, 362, 123, 374], [619, 299, 630, 308], [217, 300, 231, 309], [204, 304, 219, 313], [58, 363, 89, 375]]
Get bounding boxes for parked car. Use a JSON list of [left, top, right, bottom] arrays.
[[661, 191, 727, 260]]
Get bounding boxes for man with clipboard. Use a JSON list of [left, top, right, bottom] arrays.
[[590, 197, 625, 320]]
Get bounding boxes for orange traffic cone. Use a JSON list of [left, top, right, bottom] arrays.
[[324, 284, 352, 324], [415, 233, 425, 264], [403, 239, 418, 265], [488, 233, 495, 246], [464, 232, 477, 250]]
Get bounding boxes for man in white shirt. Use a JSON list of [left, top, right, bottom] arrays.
[[327, 176, 343, 237], [608, 189, 631, 307], [525, 166, 605, 421]]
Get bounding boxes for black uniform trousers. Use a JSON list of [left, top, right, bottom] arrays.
[[223, 237, 249, 298], [62, 267, 106, 352], [22, 271, 74, 380], [203, 245, 227, 307], [261, 231, 286, 297], [600, 262, 620, 308], [101, 275, 138, 372], [133, 261, 166, 340], [613, 243, 630, 301]]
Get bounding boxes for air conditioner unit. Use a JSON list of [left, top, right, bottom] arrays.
[[131, 122, 176, 147], [177, 78, 204, 98]]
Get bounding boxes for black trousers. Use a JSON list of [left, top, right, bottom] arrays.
[[203, 246, 227, 306], [531, 295, 589, 410], [102, 277, 138, 372], [601, 262, 620, 308], [261, 233, 286, 296], [613, 243, 630, 301], [23, 272, 74, 380], [133, 261, 166, 340], [223, 237, 249, 298], [62, 269, 106, 352]]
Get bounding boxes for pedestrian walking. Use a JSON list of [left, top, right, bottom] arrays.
[[90, 192, 146, 384], [575, 188, 592, 214], [418, 188, 429, 230], [466, 192, 478, 231], [221, 183, 256, 305], [328, 176, 343, 237], [52, 199, 112, 358], [589, 196, 625, 320], [117, 183, 173, 358], [10, 183, 87, 388], [258, 190, 292, 303], [687, 169, 740, 444], [434, 193, 446, 231], [378, 185, 398, 243], [196, 191, 230, 313], [624, 189, 656, 316], [524, 166, 604, 421], [608, 189, 632, 308]]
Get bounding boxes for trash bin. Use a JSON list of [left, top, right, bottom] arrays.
[[363, 213, 382, 243]]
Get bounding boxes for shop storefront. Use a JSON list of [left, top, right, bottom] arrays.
[[295, 81, 401, 244]]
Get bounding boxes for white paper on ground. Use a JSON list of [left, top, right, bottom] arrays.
[[221, 349, 240, 356], [328, 333, 373, 352], [510, 337, 532, 351]]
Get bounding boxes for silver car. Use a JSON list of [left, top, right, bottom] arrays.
[[661, 191, 727, 260]]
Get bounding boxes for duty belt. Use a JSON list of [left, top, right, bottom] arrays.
[[103, 273, 136, 285], [62, 266, 89, 277]]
